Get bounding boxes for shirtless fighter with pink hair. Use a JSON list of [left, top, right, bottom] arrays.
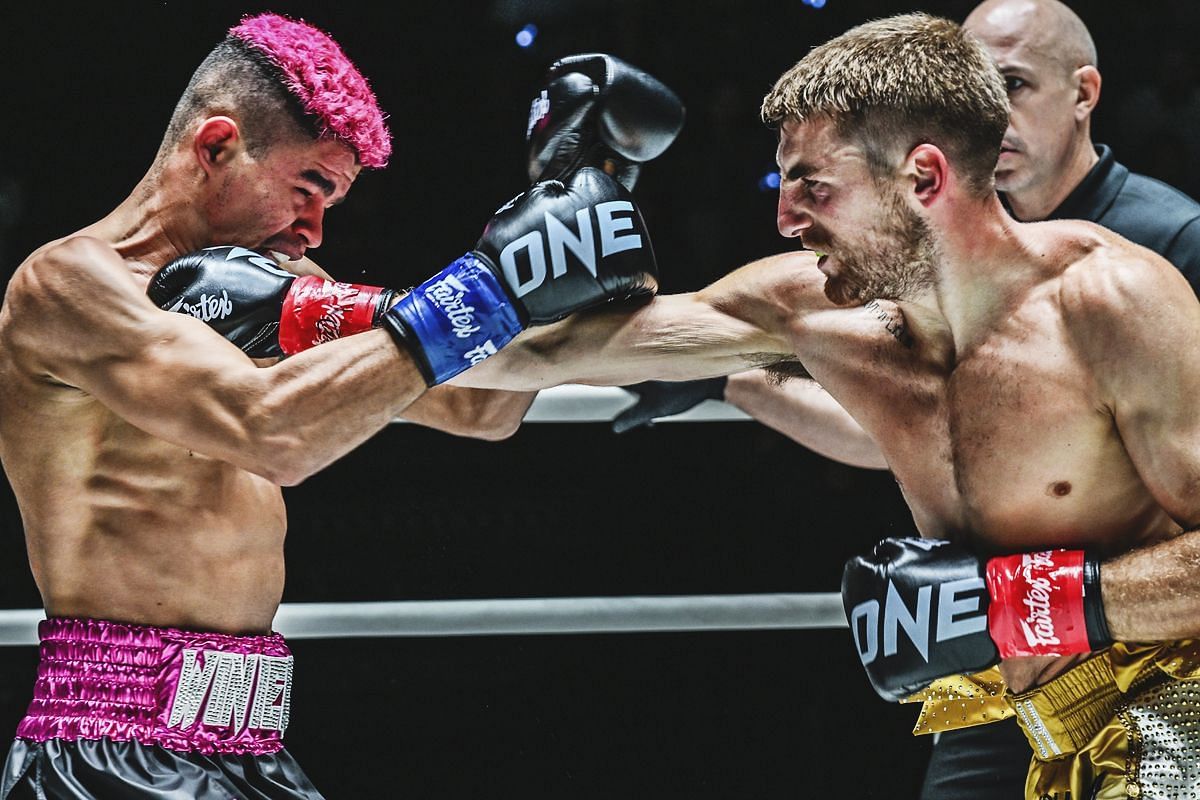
[[0, 12, 658, 798]]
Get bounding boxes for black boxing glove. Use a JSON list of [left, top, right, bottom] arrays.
[[148, 246, 395, 358], [842, 537, 1112, 703], [526, 53, 685, 190], [611, 378, 728, 433], [381, 166, 658, 385]]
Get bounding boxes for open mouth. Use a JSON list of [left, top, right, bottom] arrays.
[[267, 249, 299, 264]]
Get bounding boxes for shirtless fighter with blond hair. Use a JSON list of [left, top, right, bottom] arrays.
[[443, 13, 1200, 798]]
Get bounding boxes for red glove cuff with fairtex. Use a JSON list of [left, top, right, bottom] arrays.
[[985, 549, 1112, 658], [279, 276, 395, 355]]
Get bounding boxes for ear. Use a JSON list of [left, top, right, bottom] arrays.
[[903, 144, 949, 207], [192, 116, 241, 176], [1073, 66, 1101, 123]]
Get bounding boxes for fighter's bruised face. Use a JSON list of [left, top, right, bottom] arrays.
[[775, 118, 935, 306]]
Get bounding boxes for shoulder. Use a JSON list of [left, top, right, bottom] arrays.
[[9, 236, 131, 305], [1056, 223, 1195, 340]]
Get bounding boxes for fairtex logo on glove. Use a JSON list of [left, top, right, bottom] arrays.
[[985, 549, 1090, 658], [1016, 552, 1064, 650], [463, 339, 499, 366], [170, 290, 234, 323], [423, 274, 481, 339]]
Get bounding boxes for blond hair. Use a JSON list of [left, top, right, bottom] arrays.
[[761, 13, 1008, 197]]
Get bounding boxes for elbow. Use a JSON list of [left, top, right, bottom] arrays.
[[246, 446, 321, 487], [474, 415, 523, 442], [441, 408, 524, 442], [469, 392, 536, 440]]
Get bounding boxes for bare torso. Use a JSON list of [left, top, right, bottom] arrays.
[[797, 222, 1182, 692], [0, 238, 287, 635]]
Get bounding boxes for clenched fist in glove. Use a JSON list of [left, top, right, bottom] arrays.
[[150, 168, 658, 385], [841, 537, 1112, 702], [526, 53, 685, 190], [148, 247, 395, 358]]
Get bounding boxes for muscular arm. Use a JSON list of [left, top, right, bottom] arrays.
[[724, 371, 888, 470], [3, 237, 427, 485], [453, 252, 822, 391], [1067, 247, 1200, 640], [256, 254, 539, 440]]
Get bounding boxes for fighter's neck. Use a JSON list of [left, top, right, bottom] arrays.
[[926, 195, 1050, 357], [83, 170, 210, 276]]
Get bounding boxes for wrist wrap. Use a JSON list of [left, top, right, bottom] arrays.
[[279, 276, 394, 355], [985, 549, 1109, 658], [382, 253, 523, 386]]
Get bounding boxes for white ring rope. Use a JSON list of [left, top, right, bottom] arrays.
[[399, 385, 753, 424], [0, 593, 846, 645], [0, 393, 795, 646]]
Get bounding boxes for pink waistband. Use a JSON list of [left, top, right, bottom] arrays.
[[16, 617, 293, 756]]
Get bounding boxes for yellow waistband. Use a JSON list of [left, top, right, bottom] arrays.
[[903, 641, 1200, 751]]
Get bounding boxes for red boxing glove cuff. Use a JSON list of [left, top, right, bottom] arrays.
[[279, 276, 393, 355], [985, 549, 1094, 658]]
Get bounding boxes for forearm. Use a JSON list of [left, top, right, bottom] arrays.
[[725, 371, 888, 470], [1100, 530, 1200, 641], [170, 328, 427, 484], [453, 294, 789, 391]]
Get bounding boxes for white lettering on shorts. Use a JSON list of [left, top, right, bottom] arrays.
[[167, 649, 293, 734]]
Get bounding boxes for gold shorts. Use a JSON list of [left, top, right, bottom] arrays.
[[903, 642, 1200, 799]]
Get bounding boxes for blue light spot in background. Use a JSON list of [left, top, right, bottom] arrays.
[[758, 171, 781, 191], [516, 24, 538, 48]]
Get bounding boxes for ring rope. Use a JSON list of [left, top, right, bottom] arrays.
[[398, 385, 753, 424], [0, 593, 846, 645]]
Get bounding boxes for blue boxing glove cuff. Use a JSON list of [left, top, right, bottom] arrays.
[[382, 253, 524, 385]]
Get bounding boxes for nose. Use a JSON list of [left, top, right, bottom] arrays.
[[292, 196, 326, 250], [776, 190, 813, 238]]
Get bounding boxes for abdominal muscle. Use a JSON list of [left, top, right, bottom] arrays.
[[3, 400, 288, 636]]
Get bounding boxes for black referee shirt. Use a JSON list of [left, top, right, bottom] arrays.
[[1007, 144, 1200, 296]]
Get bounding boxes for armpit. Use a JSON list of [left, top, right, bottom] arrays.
[[761, 356, 811, 383]]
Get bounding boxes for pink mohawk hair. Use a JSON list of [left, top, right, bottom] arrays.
[[230, 12, 392, 168]]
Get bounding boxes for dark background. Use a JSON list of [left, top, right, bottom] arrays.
[[2, 1, 1199, 797]]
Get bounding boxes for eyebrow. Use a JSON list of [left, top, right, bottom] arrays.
[[300, 169, 342, 204], [778, 160, 819, 179]]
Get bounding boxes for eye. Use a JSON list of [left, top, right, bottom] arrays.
[[1004, 76, 1027, 93], [296, 187, 314, 199], [802, 178, 829, 201]]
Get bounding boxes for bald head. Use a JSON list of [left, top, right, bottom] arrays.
[[963, 0, 1102, 220], [965, 0, 1096, 74]]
